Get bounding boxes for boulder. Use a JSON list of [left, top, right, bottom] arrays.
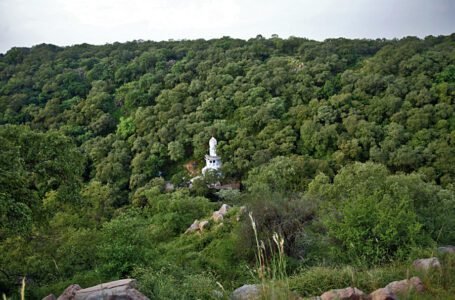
[[212, 211, 224, 222], [368, 288, 397, 300], [219, 204, 230, 215], [230, 284, 300, 300], [212, 204, 231, 222], [412, 257, 441, 271], [185, 219, 210, 233], [164, 182, 174, 192], [57, 284, 81, 300], [320, 287, 365, 300], [185, 220, 201, 234], [385, 276, 424, 295], [42, 294, 57, 300], [74, 279, 148, 300], [122, 288, 150, 300], [199, 220, 209, 231], [438, 245, 455, 254], [237, 206, 247, 221], [231, 284, 261, 300]]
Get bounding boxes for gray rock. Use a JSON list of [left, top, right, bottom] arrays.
[[368, 288, 397, 300], [438, 245, 455, 254], [185, 220, 201, 233], [42, 294, 57, 300], [412, 257, 441, 271], [74, 279, 148, 300], [199, 220, 209, 231], [385, 276, 424, 295], [212, 204, 231, 222], [219, 204, 231, 215], [231, 284, 261, 300], [57, 284, 82, 300], [212, 211, 224, 222], [320, 287, 365, 300], [185, 219, 210, 233]]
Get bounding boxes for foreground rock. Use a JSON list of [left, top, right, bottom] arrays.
[[55, 279, 148, 300], [320, 287, 365, 300], [412, 257, 441, 271], [438, 245, 455, 254], [231, 284, 301, 300], [42, 294, 57, 300], [57, 284, 81, 300], [368, 288, 397, 300], [384, 276, 424, 295], [231, 284, 261, 300]]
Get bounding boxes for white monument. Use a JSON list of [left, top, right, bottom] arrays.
[[202, 137, 222, 175]]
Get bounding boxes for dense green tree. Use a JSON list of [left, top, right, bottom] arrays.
[[1, 34, 455, 298]]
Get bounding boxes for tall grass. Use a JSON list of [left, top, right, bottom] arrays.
[[248, 212, 291, 299], [20, 277, 25, 300]]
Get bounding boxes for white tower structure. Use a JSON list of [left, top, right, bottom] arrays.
[[202, 137, 222, 175]]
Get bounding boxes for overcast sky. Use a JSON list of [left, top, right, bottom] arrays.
[[0, 0, 454, 54]]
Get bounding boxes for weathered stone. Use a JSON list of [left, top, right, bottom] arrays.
[[42, 294, 57, 300], [368, 288, 397, 300], [438, 245, 455, 254], [164, 182, 174, 192], [230, 284, 300, 300], [412, 257, 441, 271], [385, 276, 424, 295], [74, 279, 148, 300], [320, 287, 365, 300], [123, 288, 150, 300], [231, 284, 261, 300], [199, 220, 209, 231], [185, 220, 201, 233], [212, 211, 224, 222], [235, 206, 246, 220], [219, 204, 230, 215], [57, 284, 81, 300], [212, 204, 231, 222]]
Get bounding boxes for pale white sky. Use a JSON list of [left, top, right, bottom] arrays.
[[0, 0, 454, 53]]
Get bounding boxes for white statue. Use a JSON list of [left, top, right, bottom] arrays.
[[209, 136, 217, 157], [202, 137, 221, 175]]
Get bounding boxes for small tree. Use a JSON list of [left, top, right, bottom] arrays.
[[311, 162, 433, 265]]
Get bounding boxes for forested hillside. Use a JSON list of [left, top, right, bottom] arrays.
[[1, 34, 454, 299]]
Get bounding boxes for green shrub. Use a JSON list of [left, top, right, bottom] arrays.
[[310, 163, 440, 265], [97, 209, 153, 277]]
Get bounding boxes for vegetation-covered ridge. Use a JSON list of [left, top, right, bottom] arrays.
[[0, 34, 454, 299]]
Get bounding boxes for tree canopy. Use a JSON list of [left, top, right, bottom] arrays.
[[0, 34, 454, 298]]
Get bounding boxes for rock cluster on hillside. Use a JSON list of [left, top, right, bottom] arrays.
[[44, 279, 148, 300]]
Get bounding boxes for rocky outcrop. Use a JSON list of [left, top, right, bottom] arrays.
[[316, 277, 425, 300], [185, 219, 209, 234], [438, 245, 455, 254], [57, 284, 81, 300], [212, 204, 230, 222], [368, 288, 397, 300], [185, 203, 232, 234], [55, 279, 148, 300], [320, 287, 365, 300], [42, 294, 57, 300], [384, 276, 424, 295], [231, 284, 262, 300], [412, 257, 441, 271], [230, 284, 300, 300], [185, 220, 201, 233]]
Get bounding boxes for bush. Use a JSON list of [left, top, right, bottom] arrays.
[[310, 163, 437, 265], [97, 209, 153, 278], [239, 192, 318, 261]]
